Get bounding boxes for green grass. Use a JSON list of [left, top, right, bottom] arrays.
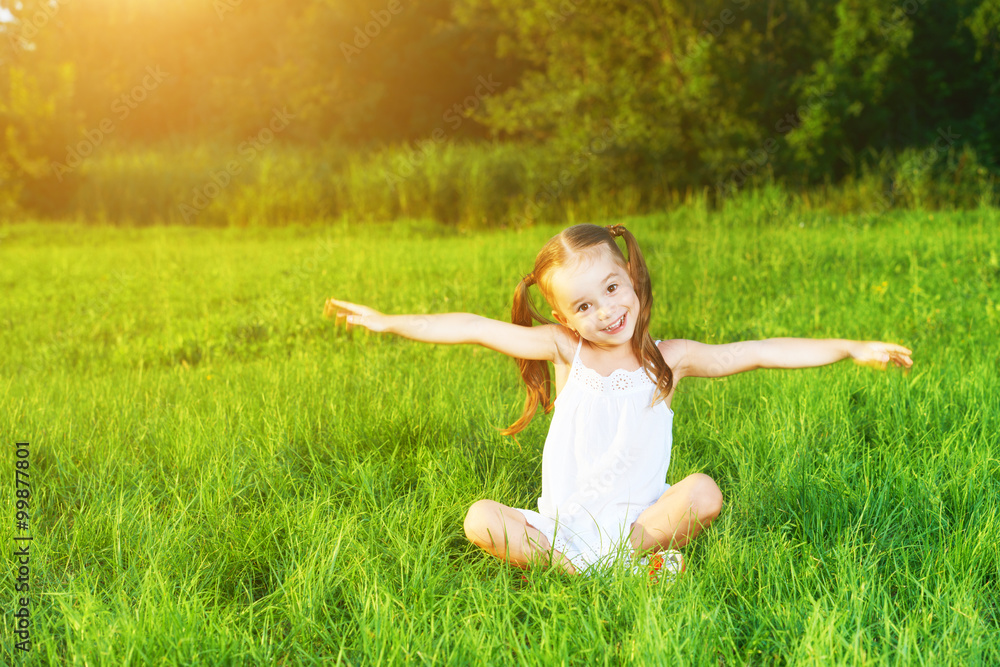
[[1, 210, 999, 664]]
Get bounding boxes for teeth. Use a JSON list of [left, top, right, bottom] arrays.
[[604, 315, 624, 331]]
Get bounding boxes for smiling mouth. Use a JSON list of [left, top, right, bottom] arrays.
[[602, 314, 626, 333]]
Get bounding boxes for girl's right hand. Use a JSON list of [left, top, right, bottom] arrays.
[[324, 298, 388, 332], [323, 298, 566, 362]]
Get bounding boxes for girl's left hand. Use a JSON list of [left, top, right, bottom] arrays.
[[851, 341, 913, 370]]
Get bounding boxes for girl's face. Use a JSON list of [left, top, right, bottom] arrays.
[[547, 246, 639, 349]]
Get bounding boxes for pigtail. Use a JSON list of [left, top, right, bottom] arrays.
[[501, 273, 553, 436], [610, 225, 674, 405]]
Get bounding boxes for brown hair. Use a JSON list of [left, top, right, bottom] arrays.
[[502, 223, 673, 435]]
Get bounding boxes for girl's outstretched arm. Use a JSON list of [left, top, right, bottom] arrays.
[[663, 338, 913, 380], [324, 298, 563, 362]]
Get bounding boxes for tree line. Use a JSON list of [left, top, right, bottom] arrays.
[[1, 0, 997, 220]]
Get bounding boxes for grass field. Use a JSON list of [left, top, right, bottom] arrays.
[[2, 210, 999, 664]]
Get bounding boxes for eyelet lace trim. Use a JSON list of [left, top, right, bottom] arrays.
[[571, 361, 654, 394]]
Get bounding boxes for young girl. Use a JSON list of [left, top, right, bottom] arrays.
[[324, 224, 912, 579]]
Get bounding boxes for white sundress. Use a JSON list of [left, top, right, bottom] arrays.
[[513, 338, 674, 572]]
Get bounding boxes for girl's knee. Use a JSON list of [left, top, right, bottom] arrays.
[[690, 473, 723, 519], [463, 499, 502, 544]]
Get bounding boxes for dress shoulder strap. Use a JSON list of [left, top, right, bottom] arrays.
[[574, 336, 583, 360]]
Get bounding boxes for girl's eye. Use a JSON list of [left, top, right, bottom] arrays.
[[608, 284, 618, 293], [578, 304, 589, 312]]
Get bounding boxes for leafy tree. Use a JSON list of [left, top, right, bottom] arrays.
[[1, 1, 83, 214]]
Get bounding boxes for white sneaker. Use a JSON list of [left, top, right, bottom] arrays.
[[634, 549, 684, 585]]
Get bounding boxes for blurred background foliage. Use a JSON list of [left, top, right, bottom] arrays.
[[0, 0, 997, 226]]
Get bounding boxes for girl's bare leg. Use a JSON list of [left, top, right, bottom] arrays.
[[628, 473, 723, 556], [463, 499, 577, 574]]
